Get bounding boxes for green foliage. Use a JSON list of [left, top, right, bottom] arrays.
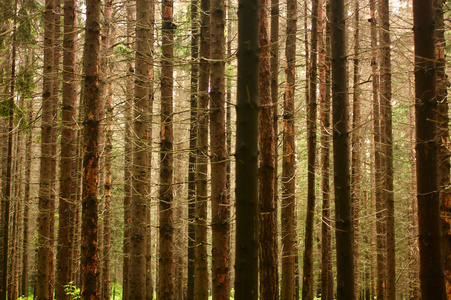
[[64, 281, 81, 300], [115, 44, 134, 61]]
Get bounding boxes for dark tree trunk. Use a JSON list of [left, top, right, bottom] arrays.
[[187, 1, 199, 299], [80, 0, 101, 298], [55, 0, 77, 298], [331, 0, 355, 298], [159, 1, 175, 298], [195, 0, 210, 298], [235, 0, 259, 299], [258, 0, 278, 298], [281, 0, 297, 298], [302, 0, 318, 298], [414, 0, 447, 298]]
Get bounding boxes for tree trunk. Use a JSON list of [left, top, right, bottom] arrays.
[[159, 1, 174, 298], [195, 0, 210, 298], [235, 0, 259, 299], [80, 0, 101, 297], [55, 0, 77, 298], [302, 0, 318, 298], [434, 0, 451, 297], [320, 2, 333, 299], [258, 0, 278, 298], [281, 0, 297, 298], [351, 0, 361, 297], [331, 0, 355, 298], [187, 1, 199, 299], [413, 0, 447, 298], [36, 0, 55, 297]]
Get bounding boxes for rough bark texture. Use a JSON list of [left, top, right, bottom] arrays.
[[434, 0, 451, 297], [302, 0, 318, 298], [187, 1, 199, 299], [210, 0, 230, 298], [414, 0, 447, 299], [351, 0, 361, 297], [130, 0, 152, 298], [378, 1, 396, 298], [258, 0, 278, 299], [331, 0, 355, 298], [235, 1, 259, 299], [320, 2, 333, 299], [195, 0, 210, 297], [122, 1, 134, 298], [80, 0, 101, 298], [55, 0, 77, 298], [36, 0, 55, 298], [159, 1, 174, 298], [281, 0, 296, 298]]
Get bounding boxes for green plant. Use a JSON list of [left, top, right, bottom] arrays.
[[64, 281, 81, 300]]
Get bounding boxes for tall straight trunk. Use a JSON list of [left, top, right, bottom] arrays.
[[258, 0, 278, 298], [434, 0, 451, 297], [331, 0, 355, 298], [320, 2, 333, 299], [378, 1, 395, 298], [0, 74, 8, 300], [122, 1, 134, 298], [210, 0, 230, 298], [351, 0, 361, 297], [187, 1, 199, 299], [413, 0, 447, 298], [235, 0, 259, 299], [130, 0, 152, 297], [281, 0, 297, 298], [302, 0, 318, 298], [195, 0, 210, 298], [80, 0, 101, 298], [36, 0, 55, 297], [370, 1, 385, 298], [159, 1, 174, 298], [55, 0, 77, 298]]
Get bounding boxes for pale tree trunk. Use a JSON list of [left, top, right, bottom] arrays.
[[414, 0, 447, 298], [159, 1, 175, 298], [55, 0, 77, 298], [80, 0, 101, 297], [281, 0, 297, 298], [195, 0, 210, 298], [258, 0, 278, 298], [331, 0, 355, 298], [234, 0, 259, 299], [351, 0, 361, 297]]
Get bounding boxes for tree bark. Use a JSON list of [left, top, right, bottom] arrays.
[[80, 0, 101, 298], [414, 0, 447, 298], [159, 1, 174, 298], [331, 0, 355, 298], [235, 0, 259, 299], [55, 0, 77, 297], [281, 0, 297, 298]]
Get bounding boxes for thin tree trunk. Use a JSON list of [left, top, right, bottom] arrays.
[[235, 0, 259, 298], [195, 0, 210, 298], [434, 0, 451, 297], [258, 0, 278, 298], [302, 0, 318, 298], [36, 0, 55, 297], [80, 0, 101, 297], [320, 2, 333, 299], [159, 1, 175, 298], [281, 0, 297, 298], [130, 0, 152, 297], [351, 0, 361, 297], [187, 0, 199, 299], [414, 0, 447, 298], [55, 0, 77, 297], [331, 0, 355, 298]]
